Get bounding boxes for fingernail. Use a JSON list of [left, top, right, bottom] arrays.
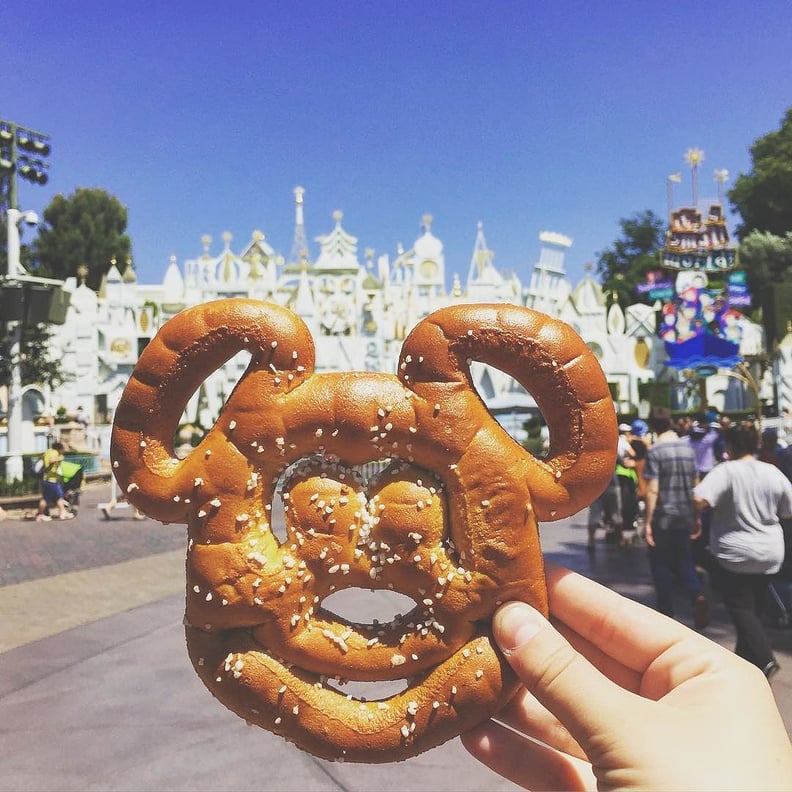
[[494, 602, 544, 655]]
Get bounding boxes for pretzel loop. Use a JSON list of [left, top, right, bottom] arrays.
[[111, 299, 314, 523], [400, 303, 617, 520]]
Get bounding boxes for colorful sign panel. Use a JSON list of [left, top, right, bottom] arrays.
[[727, 270, 752, 307], [658, 280, 746, 346], [661, 248, 737, 272], [635, 270, 675, 301]]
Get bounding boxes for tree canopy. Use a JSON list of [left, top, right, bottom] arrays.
[[729, 107, 792, 240], [595, 210, 666, 306], [738, 230, 792, 292], [737, 230, 792, 342], [29, 187, 132, 291], [0, 324, 66, 390]]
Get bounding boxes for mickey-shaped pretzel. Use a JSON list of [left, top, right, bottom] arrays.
[[111, 299, 616, 763]]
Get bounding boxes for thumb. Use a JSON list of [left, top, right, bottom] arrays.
[[493, 601, 635, 751]]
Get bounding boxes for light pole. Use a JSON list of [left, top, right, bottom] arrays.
[[1, 120, 66, 483], [1, 210, 70, 482], [3, 209, 38, 481]]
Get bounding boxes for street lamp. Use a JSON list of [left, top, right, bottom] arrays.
[[2, 211, 71, 482], [4, 210, 35, 481], [1, 120, 66, 483], [0, 119, 51, 212]]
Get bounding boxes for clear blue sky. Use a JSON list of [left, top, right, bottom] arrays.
[[4, 0, 792, 287]]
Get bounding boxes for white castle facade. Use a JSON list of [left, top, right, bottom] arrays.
[[3, 188, 782, 456]]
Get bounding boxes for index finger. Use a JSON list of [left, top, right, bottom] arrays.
[[544, 561, 706, 673]]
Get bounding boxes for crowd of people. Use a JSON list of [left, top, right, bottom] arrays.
[[588, 407, 792, 681]]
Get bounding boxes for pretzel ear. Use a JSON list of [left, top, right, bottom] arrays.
[[111, 299, 315, 522], [399, 304, 616, 520]]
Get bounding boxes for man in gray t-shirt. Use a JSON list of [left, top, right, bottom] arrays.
[[694, 423, 792, 678], [695, 457, 792, 575]]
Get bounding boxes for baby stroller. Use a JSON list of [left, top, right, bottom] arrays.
[[59, 459, 84, 514]]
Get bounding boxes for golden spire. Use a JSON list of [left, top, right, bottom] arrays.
[[685, 148, 705, 206]]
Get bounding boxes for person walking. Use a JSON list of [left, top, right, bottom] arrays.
[[694, 423, 792, 679], [36, 442, 74, 521], [615, 424, 639, 543], [643, 409, 709, 628], [686, 417, 720, 570], [629, 419, 651, 537]]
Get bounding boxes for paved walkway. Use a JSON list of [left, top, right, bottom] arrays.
[[1, 482, 790, 790]]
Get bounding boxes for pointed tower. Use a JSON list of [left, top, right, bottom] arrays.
[[288, 186, 310, 265], [466, 221, 504, 298], [526, 231, 573, 316], [467, 221, 490, 287], [293, 261, 317, 322], [412, 214, 445, 291], [104, 258, 123, 306], [314, 211, 360, 272], [162, 254, 185, 297]]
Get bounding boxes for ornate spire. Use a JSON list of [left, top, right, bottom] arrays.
[[289, 186, 310, 265], [467, 221, 493, 286], [122, 257, 137, 283], [314, 210, 359, 271]]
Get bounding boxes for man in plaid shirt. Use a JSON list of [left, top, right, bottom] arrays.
[[643, 409, 709, 628]]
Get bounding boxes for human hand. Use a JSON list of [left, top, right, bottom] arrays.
[[463, 561, 792, 791], [691, 514, 703, 541], [643, 522, 655, 547]]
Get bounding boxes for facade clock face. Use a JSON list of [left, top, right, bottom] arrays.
[[320, 295, 353, 335], [420, 260, 438, 279]]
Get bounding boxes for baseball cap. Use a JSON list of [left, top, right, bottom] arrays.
[[630, 419, 648, 437], [618, 423, 631, 432]]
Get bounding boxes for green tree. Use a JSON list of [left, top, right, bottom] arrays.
[[595, 210, 666, 306], [29, 188, 132, 291], [729, 108, 792, 240], [737, 230, 792, 342], [0, 323, 67, 390], [738, 230, 792, 295]]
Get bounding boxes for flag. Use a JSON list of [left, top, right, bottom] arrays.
[[668, 173, 682, 183]]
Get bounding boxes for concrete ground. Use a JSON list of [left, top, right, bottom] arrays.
[[1, 481, 791, 791]]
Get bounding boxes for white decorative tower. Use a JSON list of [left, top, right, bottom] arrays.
[[413, 215, 444, 279], [525, 231, 573, 316], [288, 186, 310, 265], [314, 211, 361, 336]]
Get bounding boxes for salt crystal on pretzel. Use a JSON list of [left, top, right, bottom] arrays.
[[110, 299, 616, 763]]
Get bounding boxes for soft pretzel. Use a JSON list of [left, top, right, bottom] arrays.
[[111, 299, 616, 763]]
